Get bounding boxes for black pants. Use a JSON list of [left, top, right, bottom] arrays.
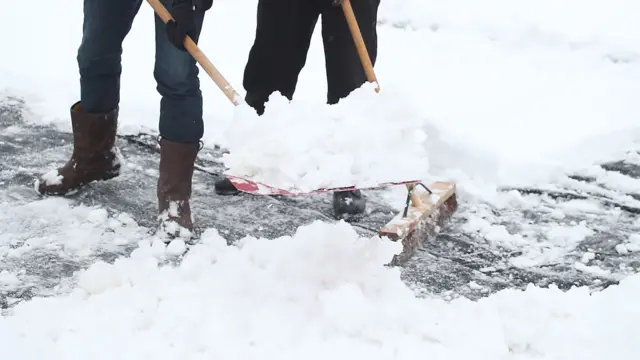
[[243, 0, 380, 114]]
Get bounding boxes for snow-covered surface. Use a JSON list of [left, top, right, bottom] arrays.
[[1, 220, 640, 360], [2, 0, 640, 358], [221, 83, 430, 191]]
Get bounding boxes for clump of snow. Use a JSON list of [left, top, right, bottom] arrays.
[[86, 208, 108, 224], [581, 251, 596, 264], [615, 244, 629, 255], [220, 83, 430, 192], [0, 270, 20, 289], [166, 239, 187, 257], [616, 234, 640, 254], [574, 262, 612, 277], [2, 220, 640, 359], [38, 169, 62, 186], [0, 198, 147, 258], [76, 260, 122, 296]]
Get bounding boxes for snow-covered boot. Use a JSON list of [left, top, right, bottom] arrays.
[[157, 137, 200, 239], [333, 190, 367, 220], [36, 101, 121, 195]]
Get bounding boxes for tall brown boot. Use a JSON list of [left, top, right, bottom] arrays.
[[157, 138, 200, 239], [36, 101, 122, 195]]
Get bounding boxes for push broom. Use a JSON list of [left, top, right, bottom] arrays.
[[340, 0, 458, 265], [146, 0, 458, 265]]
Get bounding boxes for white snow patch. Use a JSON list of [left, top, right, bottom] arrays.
[[0, 270, 20, 289], [627, 244, 640, 253], [220, 83, 430, 192], [39, 169, 62, 186], [549, 208, 566, 220], [581, 252, 596, 264], [508, 222, 594, 268], [546, 222, 594, 248], [557, 199, 605, 214], [0, 198, 147, 258], [616, 244, 629, 254], [166, 239, 187, 257], [1, 220, 640, 359], [86, 208, 109, 225], [574, 262, 611, 277], [616, 234, 640, 254]]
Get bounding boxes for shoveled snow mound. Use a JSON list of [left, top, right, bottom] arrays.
[[2, 220, 639, 360], [219, 83, 430, 192]]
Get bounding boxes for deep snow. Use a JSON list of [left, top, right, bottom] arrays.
[[1, 0, 640, 358], [2, 220, 640, 360]]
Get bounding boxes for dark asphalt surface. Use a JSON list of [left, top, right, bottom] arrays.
[[1, 96, 639, 310]]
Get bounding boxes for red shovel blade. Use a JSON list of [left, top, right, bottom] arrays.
[[225, 175, 422, 196]]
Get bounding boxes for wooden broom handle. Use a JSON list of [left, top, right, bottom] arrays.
[[146, 0, 241, 106], [341, 0, 422, 207]]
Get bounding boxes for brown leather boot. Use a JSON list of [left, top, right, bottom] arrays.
[[36, 101, 121, 195], [157, 138, 200, 239]]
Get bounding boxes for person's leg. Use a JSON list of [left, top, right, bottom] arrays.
[[242, 0, 321, 115], [36, 0, 143, 196], [154, 0, 206, 237], [215, 0, 321, 195], [321, 0, 379, 104], [321, 0, 381, 219]]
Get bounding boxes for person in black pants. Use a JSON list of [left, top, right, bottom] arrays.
[[215, 0, 381, 220]]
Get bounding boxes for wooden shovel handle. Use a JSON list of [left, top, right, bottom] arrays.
[[146, 0, 241, 106], [341, 0, 422, 207], [341, 0, 380, 92]]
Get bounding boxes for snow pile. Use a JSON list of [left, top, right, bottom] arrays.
[[1, 220, 640, 359], [220, 83, 430, 192]]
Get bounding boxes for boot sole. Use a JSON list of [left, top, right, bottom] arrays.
[[36, 168, 121, 196]]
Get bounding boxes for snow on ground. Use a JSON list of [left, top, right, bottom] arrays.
[[0, 197, 145, 258], [2, 220, 640, 360], [2, 0, 640, 358], [0, 196, 149, 302]]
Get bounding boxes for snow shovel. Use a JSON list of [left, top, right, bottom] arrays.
[[147, 0, 421, 196], [340, 0, 458, 265]]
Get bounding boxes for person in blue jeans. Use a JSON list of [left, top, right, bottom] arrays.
[[36, 0, 211, 238]]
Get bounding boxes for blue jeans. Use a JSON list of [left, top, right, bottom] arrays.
[[77, 0, 205, 143]]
